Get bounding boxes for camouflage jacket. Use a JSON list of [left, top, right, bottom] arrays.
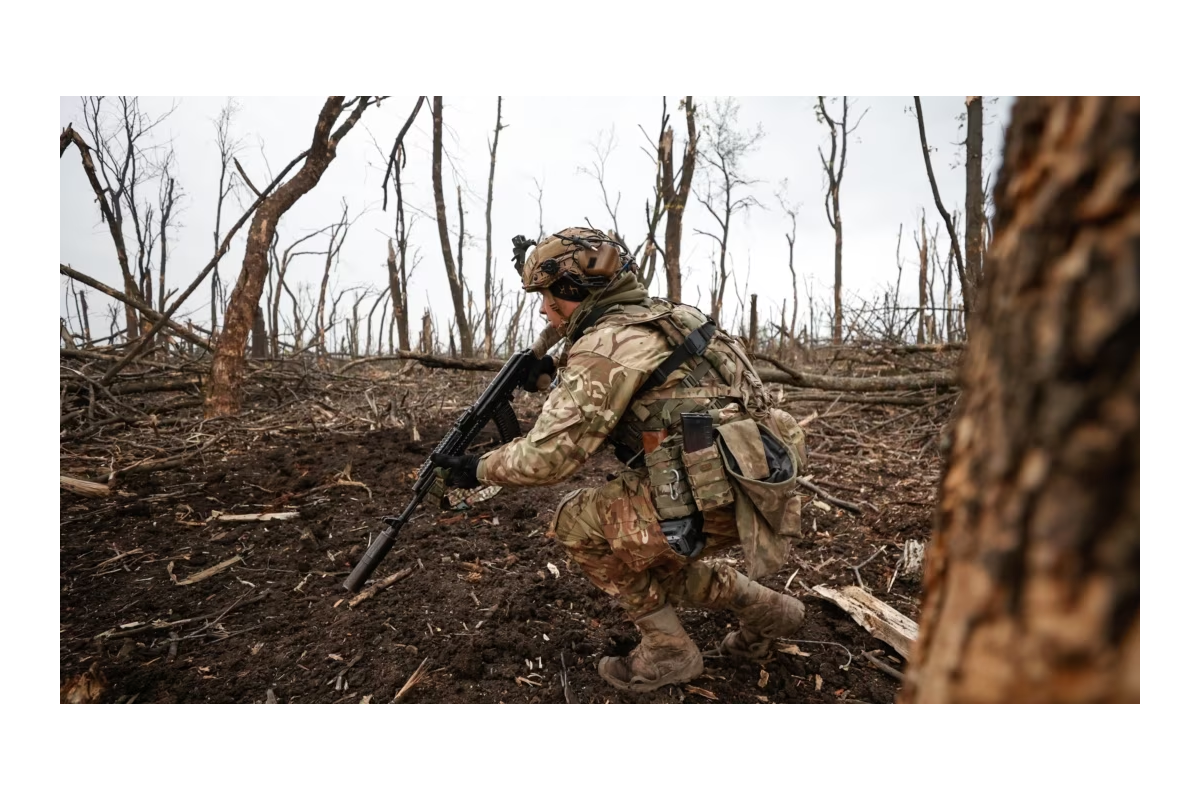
[[476, 297, 807, 578], [477, 298, 768, 486]]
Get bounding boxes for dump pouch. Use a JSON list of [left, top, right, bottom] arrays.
[[715, 418, 804, 537]]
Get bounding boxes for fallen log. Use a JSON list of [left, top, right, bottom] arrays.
[[755, 356, 957, 392]]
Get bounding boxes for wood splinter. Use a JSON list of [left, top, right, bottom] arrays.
[[347, 567, 414, 609]]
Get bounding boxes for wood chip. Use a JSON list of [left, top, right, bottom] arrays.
[[347, 567, 414, 609], [214, 512, 299, 523], [685, 685, 718, 700], [61, 475, 111, 497], [175, 555, 243, 586], [777, 644, 810, 657]]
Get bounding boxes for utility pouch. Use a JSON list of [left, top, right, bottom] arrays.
[[680, 412, 735, 512], [645, 439, 698, 520]]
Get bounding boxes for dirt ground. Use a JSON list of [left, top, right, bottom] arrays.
[[60, 364, 949, 704]]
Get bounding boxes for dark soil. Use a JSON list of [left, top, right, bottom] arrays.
[[60, 368, 945, 704]]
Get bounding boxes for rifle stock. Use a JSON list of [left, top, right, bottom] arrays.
[[342, 346, 556, 593]]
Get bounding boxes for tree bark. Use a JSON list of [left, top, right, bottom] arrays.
[[205, 96, 372, 418], [964, 96, 985, 314], [431, 97, 474, 358], [905, 96, 1139, 703]]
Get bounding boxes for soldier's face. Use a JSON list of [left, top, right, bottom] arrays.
[[539, 291, 578, 329]]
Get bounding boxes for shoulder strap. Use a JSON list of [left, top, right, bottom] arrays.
[[634, 321, 716, 399]]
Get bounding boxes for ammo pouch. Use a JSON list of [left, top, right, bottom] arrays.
[[681, 440, 735, 511], [645, 440, 708, 559], [645, 438, 698, 519]]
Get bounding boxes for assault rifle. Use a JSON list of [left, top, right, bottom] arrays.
[[343, 347, 556, 592]]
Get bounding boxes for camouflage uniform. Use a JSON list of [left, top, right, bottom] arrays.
[[477, 285, 807, 619], [472, 225, 811, 690]]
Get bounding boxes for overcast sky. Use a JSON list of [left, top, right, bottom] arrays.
[[59, 95, 1014, 348]]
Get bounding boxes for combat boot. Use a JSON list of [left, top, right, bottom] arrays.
[[719, 572, 806, 660], [598, 604, 704, 692]]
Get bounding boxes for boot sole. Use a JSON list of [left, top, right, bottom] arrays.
[[598, 653, 705, 693]]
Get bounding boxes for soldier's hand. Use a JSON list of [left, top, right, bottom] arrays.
[[523, 354, 557, 393], [430, 453, 481, 489]]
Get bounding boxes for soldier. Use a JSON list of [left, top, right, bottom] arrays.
[[433, 227, 809, 693]]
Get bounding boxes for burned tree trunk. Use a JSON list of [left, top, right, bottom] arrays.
[[660, 96, 698, 304], [420, 311, 433, 354], [905, 96, 1139, 703], [251, 306, 267, 358], [205, 96, 373, 418], [748, 293, 758, 354]]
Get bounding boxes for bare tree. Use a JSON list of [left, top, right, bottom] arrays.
[[694, 97, 764, 326], [76, 283, 92, 344], [365, 286, 389, 356], [503, 285, 529, 356], [382, 97, 425, 353], [529, 176, 546, 240], [347, 289, 368, 357], [578, 125, 625, 243], [483, 97, 506, 356], [210, 100, 243, 339], [659, 96, 699, 303], [963, 95, 986, 313], [63, 97, 174, 342], [906, 96, 1139, 703], [914, 209, 932, 344], [776, 185, 801, 341], [314, 202, 351, 356], [914, 96, 969, 319], [634, 104, 671, 290], [747, 293, 758, 353], [816, 96, 867, 345], [431, 96, 475, 358], [270, 225, 331, 357], [156, 149, 182, 314], [420, 310, 433, 353], [206, 96, 377, 418]]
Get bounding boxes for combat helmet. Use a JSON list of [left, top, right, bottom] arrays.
[[511, 227, 634, 300]]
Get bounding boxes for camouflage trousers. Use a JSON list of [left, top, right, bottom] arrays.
[[550, 468, 745, 618]]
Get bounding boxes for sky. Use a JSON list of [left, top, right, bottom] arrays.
[[60, 95, 1014, 350]]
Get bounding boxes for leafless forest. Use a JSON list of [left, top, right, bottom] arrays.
[[59, 96, 1138, 704]]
